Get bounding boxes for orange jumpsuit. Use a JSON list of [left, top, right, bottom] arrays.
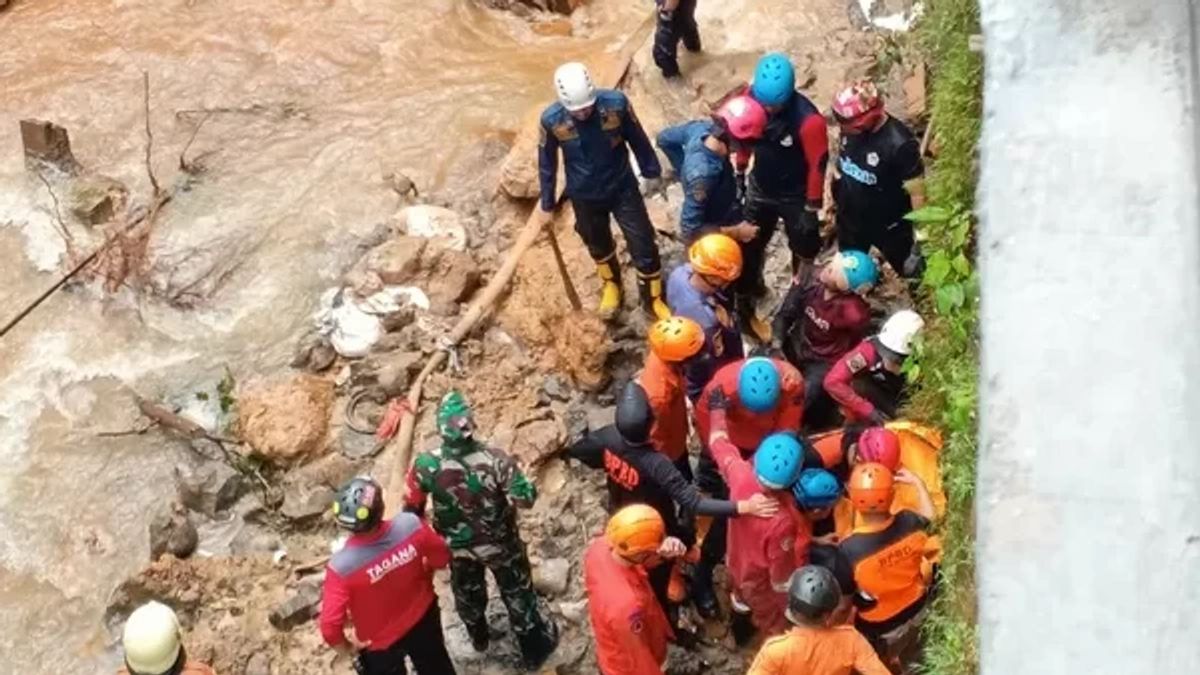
[[638, 352, 689, 462], [747, 624, 891, 675], [584, 537, 673, 675]]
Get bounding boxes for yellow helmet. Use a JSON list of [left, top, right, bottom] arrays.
[[688, 233, 743, 282], [122, 601, 182, 675], [605, 504, 665, 560], [648, 317, 705, 363]]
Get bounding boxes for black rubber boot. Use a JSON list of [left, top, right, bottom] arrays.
[[731, 610, 757, 647], [518, 623, 560, 671], [466, 622, 489, 652], [690, 559, 720, 619]]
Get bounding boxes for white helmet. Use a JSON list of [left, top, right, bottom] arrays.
[[554, 62, 597, 111], [122, 601, 182, 675], [878, 309, 924, 356]]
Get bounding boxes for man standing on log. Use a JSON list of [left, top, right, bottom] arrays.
[[404, 390, 560, 670], [537, 62, 670, 321]]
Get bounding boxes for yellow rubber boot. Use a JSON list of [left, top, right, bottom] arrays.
[[595, 255, 623, 321], [637, 270, 671, 320]]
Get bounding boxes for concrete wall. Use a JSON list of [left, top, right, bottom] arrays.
[[977, 1, 1200, 671]]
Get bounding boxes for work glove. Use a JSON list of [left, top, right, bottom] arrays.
[[640, 176, 665, 198], [707, 386, 731, 411]]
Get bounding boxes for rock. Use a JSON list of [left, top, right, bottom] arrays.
[[149, 503, 198, 561], [398, 205, 468, 252], [424, 248, 481, 307], [269, 578, 323, 630], [376, 350, 424, 396], [385, 170, 419, 199], [380, 304, 415, 333], [512, 418, 566, 467], [281, 485, 334, 523], [20, 119, 80, 174], [558, 598, 589, 625], [291, 333, 337, 373], [533, 558, 571, 596], [194, 512, 245, 557], [244, 652, 271, 675], [541, 375, 569, 402], [364, 236, 428, 286], [175, 462, 248, 517], [67, 174, 127, 225], [236, 374, 336, 465]]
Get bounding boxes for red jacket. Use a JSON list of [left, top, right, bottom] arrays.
[[584, 537, 673, 675], [823, 338, 905, 422], [696, 358, 805, 453], [319, 515, 450, 650], [711, 434, 812, 635], [638, 353, 689, 462]]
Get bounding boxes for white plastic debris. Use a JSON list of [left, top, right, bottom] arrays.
[[314, 285, 429, 358]]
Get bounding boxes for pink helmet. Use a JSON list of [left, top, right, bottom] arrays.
[[714, 95, 768, 141], [856, 427, 901, 471]]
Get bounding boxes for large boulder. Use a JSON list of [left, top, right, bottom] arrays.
[[149, 503, 198, 561], [511, 417, 566, 467], [236, 374, 335, 465], [363, 236, 428, 286]]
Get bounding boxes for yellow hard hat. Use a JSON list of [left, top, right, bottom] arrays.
[[122, 601, 182, 675]]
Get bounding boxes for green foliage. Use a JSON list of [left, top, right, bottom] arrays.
[[217, 367, 237, 415], [903, 0, 985, 673]]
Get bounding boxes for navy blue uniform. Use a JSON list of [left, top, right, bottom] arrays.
[[656, 120, 742, 243], [653, 0, 700, 78], [538, 90, 663, 273]]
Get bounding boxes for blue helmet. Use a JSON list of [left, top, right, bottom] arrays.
[[754, 433, 804, 490], [750, 52, 796, 107], [793, 469, 842, 511], [836, 250, 879, 292], [738, 357, 781, 413]]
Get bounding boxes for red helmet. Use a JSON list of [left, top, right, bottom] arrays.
[[857, 427, 901, 471], [832, 81, 885, 134], [714, 95, 768, 142]]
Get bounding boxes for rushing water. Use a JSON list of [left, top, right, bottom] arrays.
[[0, 1, 645, 671]]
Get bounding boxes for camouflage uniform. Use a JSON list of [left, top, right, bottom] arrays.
[[405, 391, 559, 669]]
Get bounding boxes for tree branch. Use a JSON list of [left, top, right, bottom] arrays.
[[142, 71, 161, 196], [34, 170, 73, 243]]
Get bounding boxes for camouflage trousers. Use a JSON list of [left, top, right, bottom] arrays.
[[450, 540, 559, 662]]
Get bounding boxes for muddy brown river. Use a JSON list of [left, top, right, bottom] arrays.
[[0, 1, 646, 671]]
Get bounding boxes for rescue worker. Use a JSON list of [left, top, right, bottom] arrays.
[[840, 462, 937, 662], [747, 565, 890, 675], [691, 355, 804, 619], [320, 477, 457, 675], [118, 601, 215, 675], [707, 415, 809, 643], [637, 316, 704, 479], [584, 505, 686, 675], [404, 391, 559, 670], [771, 249, 878, 431], [824, 309, 924, 425], [538, 62, 669, 320], [655, 95, 767, 243], [652, 0, 701, 78], [567, 381, 779, 615], [737, 52, 830, 340], [831, 80, 927, 278], [666, 233, 745, 401]]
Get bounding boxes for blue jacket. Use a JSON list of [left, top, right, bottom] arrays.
[[666, 264, 744, 401], [537, 90, 662, 211], [656, 121, 742, 242]]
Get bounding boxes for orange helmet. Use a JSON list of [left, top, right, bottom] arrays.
[[648, 317, 705, 362], [847, 462, 895, 515], [605, 504, 665, 560], [688, 234, 743, 282]]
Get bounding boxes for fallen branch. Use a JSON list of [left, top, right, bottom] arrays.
[[96, 422, 157, 438], [135, 395, 271, 491], [142, 72, 161, 196], [382, 11, 657, 515], [34, 170, 74, 243]]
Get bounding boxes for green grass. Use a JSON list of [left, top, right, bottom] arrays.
[[904, 0, 983, 673]]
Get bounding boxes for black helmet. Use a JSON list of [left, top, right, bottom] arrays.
[[332, 476, 385, 533], [615, 381, 655, 445], [787, 565, 841, 622]]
